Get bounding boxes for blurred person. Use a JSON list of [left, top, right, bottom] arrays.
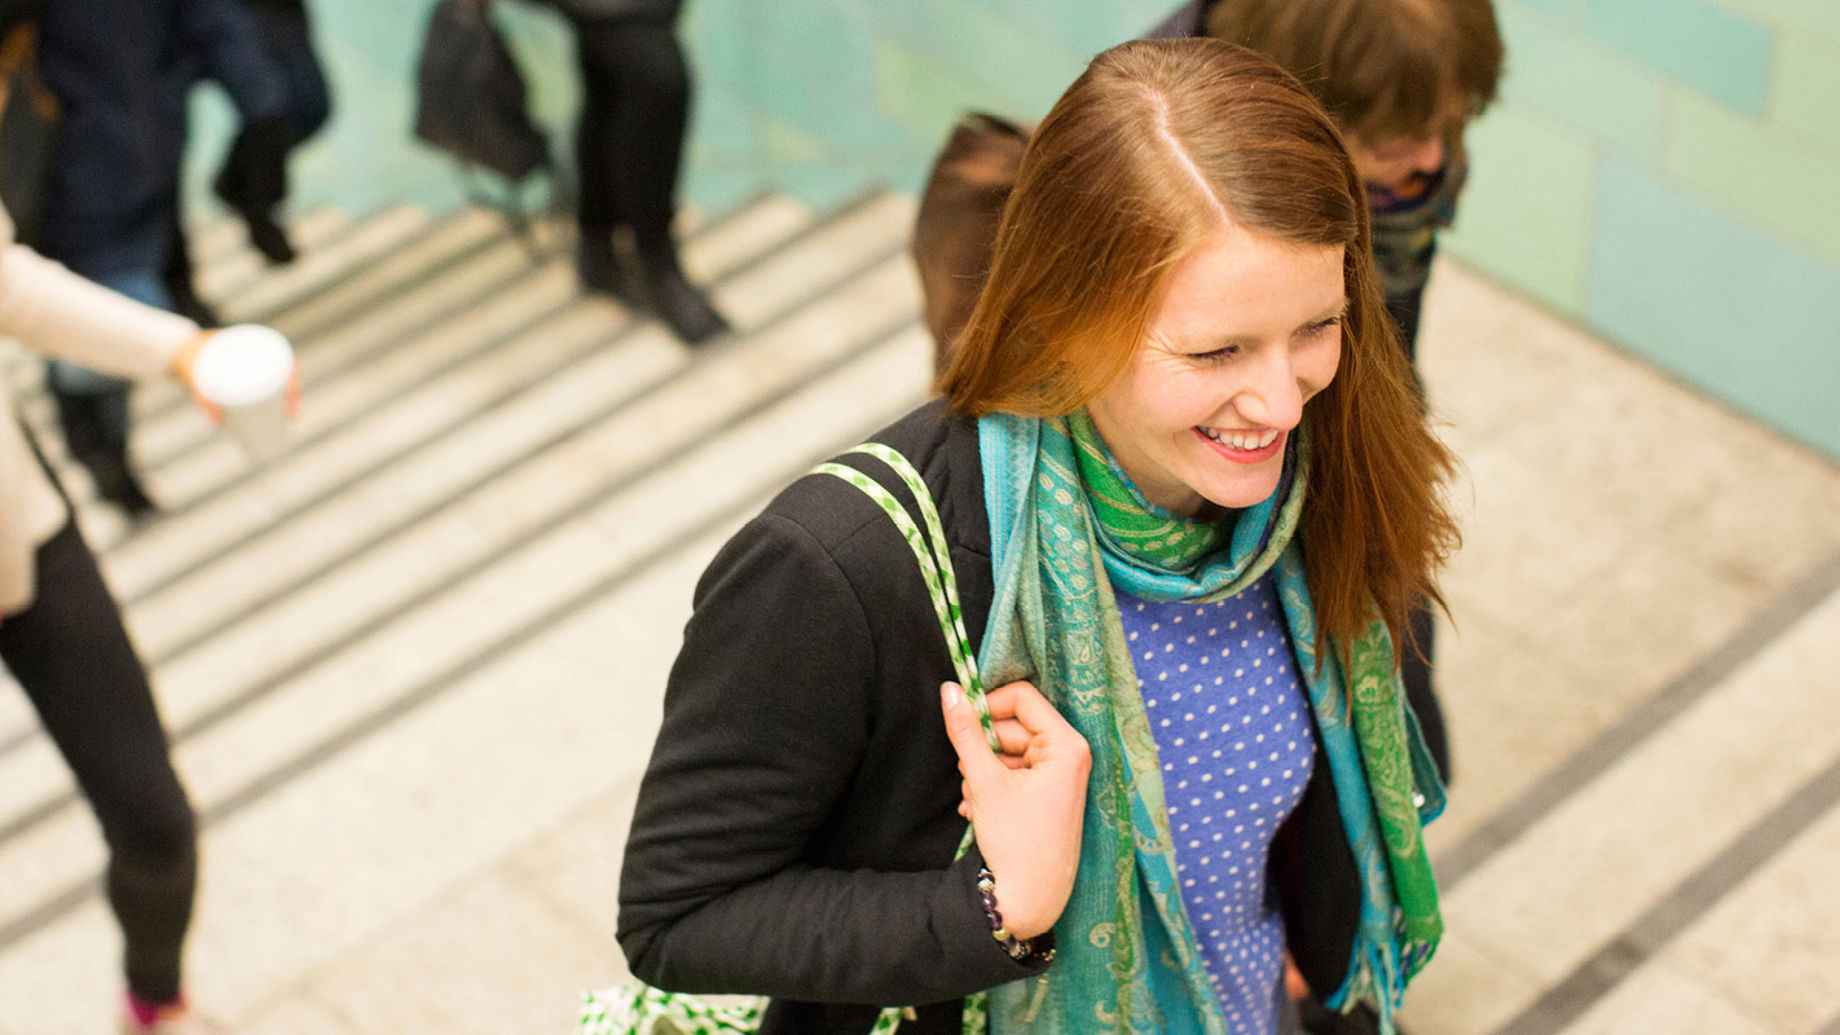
[[514, 0, 730, 345], [1190, 0, 1503, 361], [0, 197, 294, 1035], [163, 0, 335, 326], [209, 0, 332, 265], [36, 0, 291, 515], [619, 39, 1453, 1035]]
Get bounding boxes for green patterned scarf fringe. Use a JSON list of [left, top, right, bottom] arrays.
[[976, 412, 1442, 1034]]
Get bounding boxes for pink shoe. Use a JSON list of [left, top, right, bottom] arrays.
[[121, 995, 227, 1034]]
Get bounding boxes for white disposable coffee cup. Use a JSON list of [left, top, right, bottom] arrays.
[[189, 324, 296, 463]]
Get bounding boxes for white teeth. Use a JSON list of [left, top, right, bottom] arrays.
[[1202, 427, 1279, 451]]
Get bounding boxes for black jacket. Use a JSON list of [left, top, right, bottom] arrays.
[[618, 402, 1366, 1034]]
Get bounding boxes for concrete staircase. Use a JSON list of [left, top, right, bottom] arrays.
[[0, 193, 1837, 1034], [0, 192, 934, 1033]]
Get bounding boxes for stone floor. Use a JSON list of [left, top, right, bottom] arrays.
[[0, 194, 1837, 1034]]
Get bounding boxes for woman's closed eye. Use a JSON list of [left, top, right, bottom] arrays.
[[1300, 316, 1342, 338], [1189, 343, 1242, 364]]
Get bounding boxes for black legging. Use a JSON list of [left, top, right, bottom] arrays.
[[569, 13, 690, 252], [0, 520, 197, 1003]]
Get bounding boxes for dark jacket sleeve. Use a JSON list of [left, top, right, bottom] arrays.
[[617, 510, 1044, 1005], [176, 0, 289, 120]]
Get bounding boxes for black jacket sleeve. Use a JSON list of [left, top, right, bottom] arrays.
[[617, 509, 1044, 1005]]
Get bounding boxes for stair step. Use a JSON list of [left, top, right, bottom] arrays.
[[111, 195, 812, 601], [0, 319, 931, 1030], [0, 194, 916, 881], [0, 196, 817, 754], [193, 207, 354, 302], [1400, 589, 1840, 1034]]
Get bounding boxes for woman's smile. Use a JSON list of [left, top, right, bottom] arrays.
[[1195, 426, 1285, 464]]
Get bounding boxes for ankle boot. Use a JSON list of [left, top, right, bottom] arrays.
[[576, 232, 638, 304], [636, 241, 730, 346]]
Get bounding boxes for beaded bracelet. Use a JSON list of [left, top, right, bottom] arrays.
[[976, 867, 1056, 964]]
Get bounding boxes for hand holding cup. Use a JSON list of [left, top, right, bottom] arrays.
[[172, 324, 299, 462]]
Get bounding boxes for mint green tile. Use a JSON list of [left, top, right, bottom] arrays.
[[1497, 5, 1668, 162], [1587, 158, 1840, 460], [1505, 0, 1584, 25], [1665, 90, 1840, 268], [1442, 105, 1598, 314], [684, 0, 766, 96], [1773, 35, 1840, 151], [994, 0, 1163, 54], [1711, 0, 1840, 45], [872, 38, 1015, 141], [1584, 0, 1772, 114], [930, 0, 1087, 114]]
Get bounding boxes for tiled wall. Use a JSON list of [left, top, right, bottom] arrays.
[[1441, 0, 1840, 460], [196, 0, 1839, 458]]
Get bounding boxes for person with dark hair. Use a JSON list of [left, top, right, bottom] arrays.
[[518, 0, 728, 345], [619, 38, 1454, 1035], [36, 0, 291, 515], [1196, 0, 1502, 358]]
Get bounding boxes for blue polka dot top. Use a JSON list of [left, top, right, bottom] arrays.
[[1117, 573, 1316, 1034]]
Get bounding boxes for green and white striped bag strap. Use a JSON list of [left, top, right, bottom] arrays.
[[813, 443, 997, 749], [577, 444, 995, 1035]]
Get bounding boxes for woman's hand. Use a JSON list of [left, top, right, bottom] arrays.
[[169, 328, 302, 423], [940, 679, 1090, 940]]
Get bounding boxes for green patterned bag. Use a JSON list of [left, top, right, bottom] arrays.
[[576, 444, 1001, 1035]]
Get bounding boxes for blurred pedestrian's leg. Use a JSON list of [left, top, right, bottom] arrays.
[[48, 269, 170, 517], [214, 0, 331, 266], [0, 520, 198, 1009], [162, 192, 222, 329], [570, 12, 728, 344]]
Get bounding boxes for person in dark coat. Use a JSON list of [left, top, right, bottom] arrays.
[[619, 40, 1456, 1035], [524, 0, 729, 344], [36, 0, 290, 515]]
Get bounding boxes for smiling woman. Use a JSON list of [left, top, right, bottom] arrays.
[[619, 37, 1458, 1035]]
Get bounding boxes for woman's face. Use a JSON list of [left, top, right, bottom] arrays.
[[1087, 227, 1344, 519]]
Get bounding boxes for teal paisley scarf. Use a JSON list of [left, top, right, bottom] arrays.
[[976, 411, 1444, 1034]]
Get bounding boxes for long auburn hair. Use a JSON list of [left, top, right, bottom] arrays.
[[939, 38, 1459, 664]]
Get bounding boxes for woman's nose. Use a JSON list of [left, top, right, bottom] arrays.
[[1232, 351, 1305, 430]]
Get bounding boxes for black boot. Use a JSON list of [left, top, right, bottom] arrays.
[[239, 208, 297, 266], [215, 115, 299, 266], [53, 390, 157, 519], [636, 239, 730, 346]]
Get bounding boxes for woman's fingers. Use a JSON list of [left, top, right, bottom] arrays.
[[987, 681, 1088, 768], [986, 680, 1070, 732], [993, 717, 1030, 754], [939, 683, 1006, 783]]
